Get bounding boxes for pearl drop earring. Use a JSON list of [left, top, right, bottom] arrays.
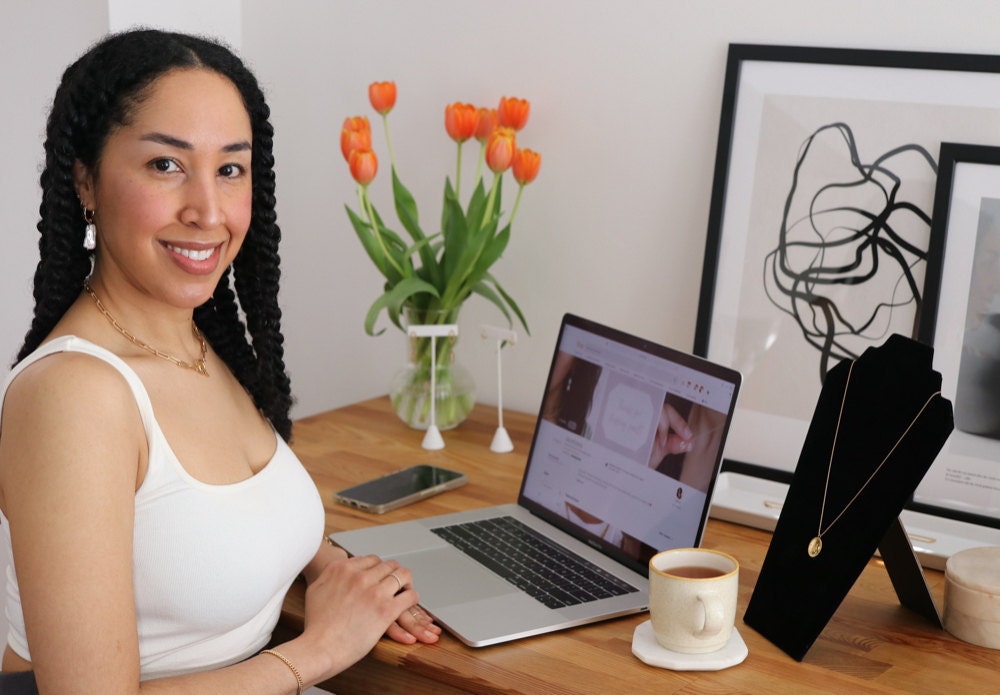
[[83, 208, 96, 251]]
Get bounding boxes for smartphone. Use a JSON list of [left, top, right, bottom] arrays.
[[333, 464, 467, 514]]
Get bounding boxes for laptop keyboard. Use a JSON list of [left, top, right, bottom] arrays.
[[430, 515, 638, 609]]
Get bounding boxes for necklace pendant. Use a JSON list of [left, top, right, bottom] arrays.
[[808, 536, 823, 558], [195, 359, 210, 377]]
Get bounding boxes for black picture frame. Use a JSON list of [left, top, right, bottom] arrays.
[[696, 43, 1000, 492], [911, 142, 1000, 531]]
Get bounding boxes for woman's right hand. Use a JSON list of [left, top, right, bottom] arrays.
[[300, 552, 423, 674]]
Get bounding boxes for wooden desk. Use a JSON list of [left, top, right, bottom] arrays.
[[282, 397, 998, 694]]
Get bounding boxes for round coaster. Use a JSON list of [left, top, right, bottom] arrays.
[[631, 620, 748, 671]]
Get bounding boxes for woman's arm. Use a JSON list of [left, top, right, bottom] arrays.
[[0, 354, 436, 693], [0, 353, 149, 692]]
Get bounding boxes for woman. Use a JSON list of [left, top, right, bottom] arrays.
[[0, 29, 439, 693]]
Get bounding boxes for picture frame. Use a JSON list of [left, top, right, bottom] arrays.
[[696, 43, 1000, 485], [912, 142, 1000, 531]]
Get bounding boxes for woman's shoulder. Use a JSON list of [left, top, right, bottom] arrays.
[[4, 335, 140, 422], [0, 336, 146, 507]]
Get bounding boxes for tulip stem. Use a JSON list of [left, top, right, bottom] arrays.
[[483, 174, 500, 232], [360, 184, 404, 278], [509, 184, 525, 229], [381, 114, 397, 171], [474, 142, 485, 191], [454, 142, 463, 202]]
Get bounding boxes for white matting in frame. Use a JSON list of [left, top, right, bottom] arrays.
[[698, 45, 1000, 482]]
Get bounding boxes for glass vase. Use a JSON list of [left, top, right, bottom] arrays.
[[389, 306, 476, 430]]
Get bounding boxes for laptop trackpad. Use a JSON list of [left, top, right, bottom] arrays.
[[396, 547, 518, 607]]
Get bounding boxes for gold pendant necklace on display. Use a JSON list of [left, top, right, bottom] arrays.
[[808, 360, 939, 558], [84, 282, 210, 377]]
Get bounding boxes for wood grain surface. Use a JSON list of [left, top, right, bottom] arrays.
[[279, 397, 998, 694]]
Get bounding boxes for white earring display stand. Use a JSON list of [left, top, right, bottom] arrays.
[[407, 323, 458, 450], [481, 325, 517, 453]]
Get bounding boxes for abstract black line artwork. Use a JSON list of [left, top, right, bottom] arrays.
[[696, 44, 1000, 533], [763, 122, 936, 382]]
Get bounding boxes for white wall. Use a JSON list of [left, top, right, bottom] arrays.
[[2, 0, 108, 374], [1, 0, 110, 658], [107, 0, 242, 44], [6, 1, 1000, 425], [3, 0, 1000, 662], [242, 0, 1000, 420]]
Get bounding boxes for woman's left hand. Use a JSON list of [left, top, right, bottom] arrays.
[[386, 603, 441, 644]]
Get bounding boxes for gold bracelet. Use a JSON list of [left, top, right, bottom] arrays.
[[260, 648, 303, 695]]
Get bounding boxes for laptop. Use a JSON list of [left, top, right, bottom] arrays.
[[330, 313, 742, 646]]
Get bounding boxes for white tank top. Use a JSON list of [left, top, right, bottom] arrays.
[[1, 335, 325, 679]]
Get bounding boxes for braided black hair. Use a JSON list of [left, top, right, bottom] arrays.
[[19, 29, 294, 440]]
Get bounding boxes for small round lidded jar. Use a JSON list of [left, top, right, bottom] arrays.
[[943, 546, 1000, 650]]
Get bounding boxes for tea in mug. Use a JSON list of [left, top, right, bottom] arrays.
[[664, 565, 726, 579], [649, 548, 740, 653]]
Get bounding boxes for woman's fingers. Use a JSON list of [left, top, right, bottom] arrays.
[[386, 603, 441, 644]]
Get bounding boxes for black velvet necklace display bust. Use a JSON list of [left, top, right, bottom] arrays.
[[743, 334, 954, 661]]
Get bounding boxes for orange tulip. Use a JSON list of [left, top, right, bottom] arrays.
[[485, 127, 517, 173], [512, 148, 541, 185], [369, 81, 397, 115], [340, 116, 371, 161], [445, 102, 479, 143], [497, 96, 530, 131], [343, 115, 371, 132], [349, 148, 378, 186], [474, 108, 498, 143]]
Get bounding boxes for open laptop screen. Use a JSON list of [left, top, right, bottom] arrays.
[[518, 315, 741, 575]]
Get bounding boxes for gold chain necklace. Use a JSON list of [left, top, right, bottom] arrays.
[[807, 360, 939, 558], [84, 282, 210, 377]]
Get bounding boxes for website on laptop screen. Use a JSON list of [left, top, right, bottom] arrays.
[[521, 321, 739, 571]]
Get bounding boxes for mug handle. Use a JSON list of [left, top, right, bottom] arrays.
[[695, 590, 724, 637]]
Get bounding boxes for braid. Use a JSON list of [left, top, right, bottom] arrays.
[[20, 29, 294, 438], [193, 267, 257, 391], [18, 52, 117, 361], [202, 38, 294, 440], [232, 110, 294, 439]]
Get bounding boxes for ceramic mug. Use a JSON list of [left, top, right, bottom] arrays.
[[648, 547, 739, 654]]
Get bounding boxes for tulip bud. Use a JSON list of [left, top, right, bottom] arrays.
[[445, 102, 480, 143], [349, 148, 378, 186], [485, 127, 517, 173], [498, 96, 530, 131], [369, 81, 397, 115], [512, 148, 541, 185]]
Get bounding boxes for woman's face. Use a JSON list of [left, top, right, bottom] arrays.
[[75, 68, 253, 310]]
